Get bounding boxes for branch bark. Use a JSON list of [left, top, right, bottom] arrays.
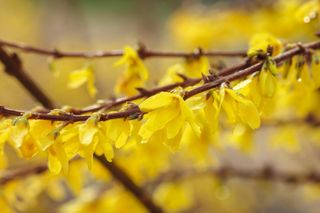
[[0, 39, 246, 59], [0, 47, 54, 108]]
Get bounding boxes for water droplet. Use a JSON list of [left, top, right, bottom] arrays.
[[304, 16, 311, 23]]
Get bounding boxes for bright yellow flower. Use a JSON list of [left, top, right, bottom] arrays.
[[9, 117, 29, 149], [104, 118, 131, 149], [78, 114, 114, 166], [221, 84, 261, 129], [114, 46, 149, 96], [258, 58, 278, 98], [139, 92, 200, 150], [48, 139, 68, 174], [68, 64, 97, 98]]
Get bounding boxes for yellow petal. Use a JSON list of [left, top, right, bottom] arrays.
[[139, 92, 174, 111], [247, 33, 282, 57], [68, 64, 97, 97]]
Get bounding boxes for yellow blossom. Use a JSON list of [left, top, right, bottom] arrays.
[[114, 46, 149, 96], [154, 182, 193, 213], [247, 33, 283, 57], [68, 64, 97, 98], [160, 56, 210, 85], [221, 84, 261, 129], [139, 91, 200, 150], [258, 58, 278, 98]]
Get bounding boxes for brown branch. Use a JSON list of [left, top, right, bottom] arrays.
[[0, 164, 48, 185], [0, 39, 247, 59], [151, 166, 320, 186], [0, 105, 142, 122], [0, 49, 164, 213], [0, 47, 55, 108], [95, 155, 163, 213]]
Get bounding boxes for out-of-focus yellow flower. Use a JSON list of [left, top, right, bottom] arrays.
[[0, 119, 11, 155], [68, 64, 97, 98], [114, 46, 149, 96], [154, 182, 193, 213], [247, 33, 283, 57], [160, 56, 210, 85], [228, 124, 253, 153], [270, 125, 300, 152]]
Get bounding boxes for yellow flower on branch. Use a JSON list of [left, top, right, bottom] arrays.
[[78, 114, 114, 167], [258, 58, 278, 98], [114, 46, 149, 96], [221, 83, 261, 129], [68, 64, 97, 98], [160, 56, 210, 85], [139, 91, 200, 150]]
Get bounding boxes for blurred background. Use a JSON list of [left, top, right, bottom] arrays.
[[1, 0, 320, 212]]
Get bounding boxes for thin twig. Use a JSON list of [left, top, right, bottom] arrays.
[[151, 166, 320, 186], [0, 164, 48, 185], [0, 39, 246, 59], [0, 47, 54, 108], [95, 155, 163, 213]]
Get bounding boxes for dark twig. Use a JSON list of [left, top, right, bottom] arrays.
[[151, 166, 320, 186], [0, 39, 247, 59], [95, 155, 163, 213], [0, 47, 55, 108], [0, 164, 48, 185]]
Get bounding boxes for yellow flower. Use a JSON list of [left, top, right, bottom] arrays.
[[104, 119, 131, 149], [139, 92, 200, 150], [247, 33, 283, 57], [29, 120, 55, 151], [221, 84, 261, 129], [9, 117, 29, 149], [114, 46, 149, 96], [154, 182, 193, 213], [0, 119, 11, 155], [160, 56, 210, 85], [78, 114, 114, 166], [48, 139, 68, 174], [258, 58, 278, 98], [19, 134, 39, 159], [68, 64, 97, 98]]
